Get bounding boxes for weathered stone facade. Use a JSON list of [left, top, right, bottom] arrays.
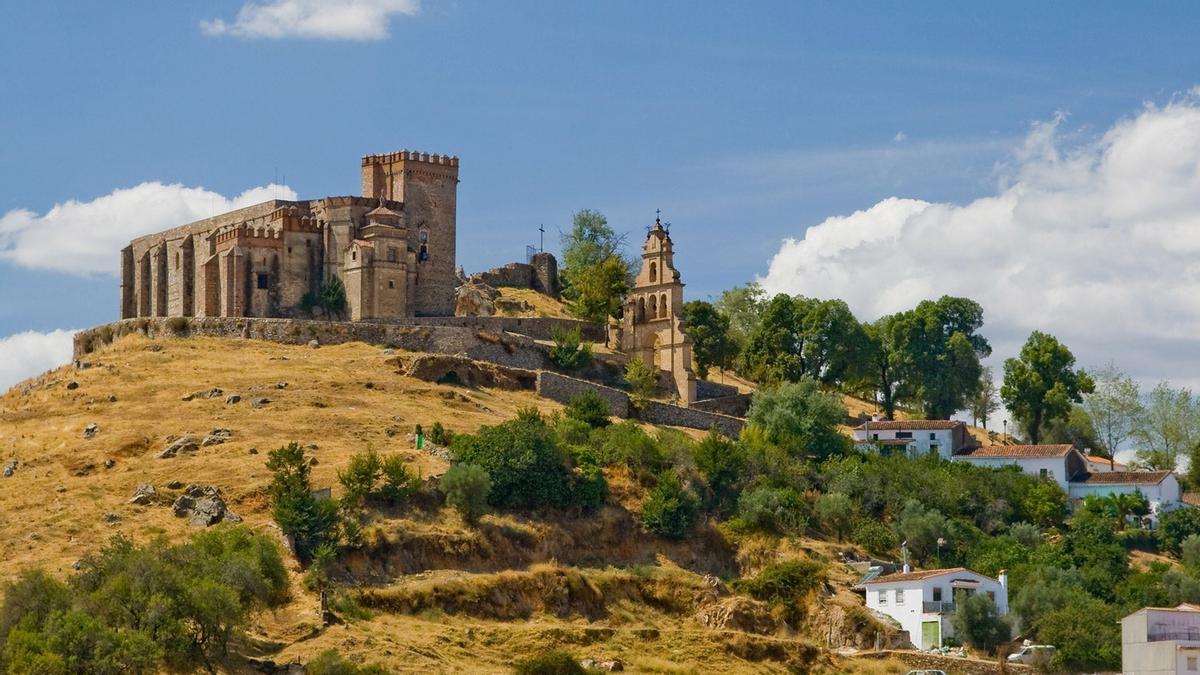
[[618, 218, 697, 405], [120, 150, 460, 321], [468, 251, 560, 298]]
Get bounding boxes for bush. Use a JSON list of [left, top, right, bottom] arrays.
[[640, 471, 701, 539], [1, 526, 289, 673], [548, 326, 593, 370], [624, 357, 658, 404], [267, 442, 339, 563], [852, 520, 898, 556], [1183, 534, 1200, 569], [428, 422, 454, 446], [442, 463, 491, 525], [594, 420, 666, 475], [733, 486, 807, 535], [692, 431, 745, 514], [307, 649, 389, 675], [338, 449, 382, 507], [950, 593, 1010, 653], [1159, 507, 1200, 555], [1008, 522, 1042, 548], [745, 378, 850, 459], [813, 492, 856, 541], [1037, 595, 1121, 671], [571, 463, 609, 511], [565, 390, 611, 428], [451, 415, 574, 508], [735, 559, 826, 625], [514, 650, 587, 675], [378, 455, 419, 506]]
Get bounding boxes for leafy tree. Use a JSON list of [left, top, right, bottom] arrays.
[[337, 449, 382, 508], [624, 357, 658, 406], [441, 463, 491, 525], [428, 422, 454, 446], [813, 492, 856, 541], [970, 366, 999, 429], [1040, 404, 1104, 453], [734, 486, 807, 535], [302, 276, 348, 321], [692, 431, 745, 514], [714, 282, 767, 353], [852, 521, 898, 556], [890, 296, 992, 419], [894, 499, 949, 564], [266, 442, 339, 563], [570, 256, 630, 322], [450, 415, 573, 508], [594, 420, 667, 476], [559, 209, 625, 285], [1135, 382, 1198, 470], [1001, 331, 1095, 443], [564, 389, 611, 428], [1159, 507, 1200, 555], [741, 294, 804, 383], [1182, 534, 1200, 569], [950, 593, 1009, 653], [741, 295, 867, 386], [1084, 491, 1149, 531], [1082, 362, 1144, 466], [1008, 522, 1043, 549], [548, 326, 593, 370], [682, 300, 736, 379], [1019, 480, 1068, 527], [639, 471, 700, 539], [570, 463, 608, 512], [1037, 595, 1121, 671], [746, 378, 850, 459], [378, 455, 419, 505], [860, 314, 907, 420], [1010, 566, 1089, 634]]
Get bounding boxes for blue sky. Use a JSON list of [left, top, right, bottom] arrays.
[[3, 1, 1200, 390]]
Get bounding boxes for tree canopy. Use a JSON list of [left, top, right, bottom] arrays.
[[1001, 331, 1094, 443]]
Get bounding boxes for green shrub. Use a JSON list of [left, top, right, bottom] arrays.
[[1160, 507, 1200, 555], [745, 378, 850, 459], [640, 471, 701, 539], [950, 593, 1010, 653], [267, 442, 339, 563], [733, 486, 806, 535], [851, 520, 898, 556], [624, 357, 658, 404], [429, 422, 454, 446], [442, 463, 491, 525], [553, 413, 594, 446], [735, 559, 826, 625], [594, 420, 665, 475], [378, 455, 419, 505], [451, 415, 573, 508], [338, 449, 382, 507], [307, 649, 389, 675], [571, 463, 609, 511], [813, 492, 856, 541], [548, 326, 593, 370], [692, 431, 745, 514], [565, 390, 611, 428], [1182, 534, 1200, 569], [514, 650, 587, 675]]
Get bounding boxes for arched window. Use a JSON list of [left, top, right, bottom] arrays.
[[660, 293, 668, 317], [351, 250, 357, 261], [649, 294, 658, 317], [638, 297, 646, 321], [649, 262, 657, 283]]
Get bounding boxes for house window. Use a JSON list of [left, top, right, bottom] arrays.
[[876, 590, 887, 605], [256, 273, 269, 290], [929, 433, 936, 440], [388, 247, 398, 263], [388, 280, 395, 289], [895, 589, 904, 605], [987, 591, 996, 602], [352, 250, 357, 261], [896, 432, 912, 439], [929, 443, 939, 456], [872, 433, 879, 440], [1039, 468, 1048, 479], [1188, 656, 1197, 671], [932, 587, 943, 602], [649, 262, 657, 283]]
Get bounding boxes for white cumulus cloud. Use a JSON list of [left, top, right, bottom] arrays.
[[759, 95, 1200, 388], [201, 0, 420, 40], [0, 329, 77, 393], [0, 182, 296, 276]]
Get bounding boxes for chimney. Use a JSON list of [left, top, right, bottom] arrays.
[[901, 541, 911, 574], [871, 413, 881, 422], [998, 569, 1008, 591]]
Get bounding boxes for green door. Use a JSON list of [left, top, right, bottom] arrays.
[[921, 620, 940, 649]]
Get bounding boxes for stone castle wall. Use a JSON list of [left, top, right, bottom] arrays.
[[468, 251, 559, 299]]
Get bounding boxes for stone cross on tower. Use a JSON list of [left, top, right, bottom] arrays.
[[618, 216, 697, 406]]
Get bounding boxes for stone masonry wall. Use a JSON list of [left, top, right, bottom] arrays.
[[638, 400, 745, 438], [689, 394, 752, 418], [535, 372, 631, 418]]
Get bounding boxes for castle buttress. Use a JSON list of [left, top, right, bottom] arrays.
[[120, 150, 460, 321]]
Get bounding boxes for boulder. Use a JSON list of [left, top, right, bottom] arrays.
[[181, 388, 223, 402], [307, 340, 320, 349], [202, 428, 233, 447], [2, 459, 16, 477], [103, 458, 115, 469], [251, 397, 272, 408], [454, 282, 499, 317], [158, 436, 200, 459], [83, 423, 99, 439], [225, 394, 241, 404], [129, 483, 156, 505], [66, 381, 79, 390], [172, 485, 239, 527], [165, 480, 185, 489], [103, 513, 122, 524], [274, 382, 288, 389]]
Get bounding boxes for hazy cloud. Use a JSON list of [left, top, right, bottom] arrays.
[[201, 0, 420, 40], [759, 94, 1200, 388], [0, 182, 296, 276], [0, 329, 76, 393]]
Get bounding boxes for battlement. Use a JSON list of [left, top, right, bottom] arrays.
[[269, 206, 321, 233], [362, 149, 459, 168], [214, 222, 286, 252]]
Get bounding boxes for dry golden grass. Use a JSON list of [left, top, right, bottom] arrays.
[[0, 333, 564, 580], [494, 287, 575, 319]]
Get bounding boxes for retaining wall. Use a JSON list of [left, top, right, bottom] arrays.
[[638, 400, 745, 438], [690, 393, 752, 417], [536, 371, 631, 418]]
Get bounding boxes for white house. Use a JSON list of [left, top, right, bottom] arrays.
[[853, 420, 970, 460], [1122, 604, 1200, 674], [862, 567, 1009, 650], [1069, 470, 1182, 515], [953, 445, 1087, 494]]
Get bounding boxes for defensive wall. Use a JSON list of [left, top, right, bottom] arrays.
[[468, 252, 560, 298]]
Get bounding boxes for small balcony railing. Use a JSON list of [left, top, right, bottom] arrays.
[[923, 601, 955, 613], [1148, 629, 1200, 642]]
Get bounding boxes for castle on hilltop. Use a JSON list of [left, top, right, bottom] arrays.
[[120, 150, 460, 320]]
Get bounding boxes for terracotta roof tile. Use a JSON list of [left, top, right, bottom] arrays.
[[955, 444, 1075, 458], [854, 420, 965, 431], [1183, 493, 1200, 507], [864, 567, 995, 585], [1073, 470, 1171, 485]]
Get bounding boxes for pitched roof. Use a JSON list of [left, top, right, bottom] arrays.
[[864, 567, 996, 585], [955, 444, 1075, 458], [854, 420, 965, 431], [1086, 454, 1127, 467], [1073, 470, 1172, 486]]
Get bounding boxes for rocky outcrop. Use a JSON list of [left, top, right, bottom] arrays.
[[158, 436, 200, 459], [454, 282, 499, 317], [393, 354, 537, 391], [172, 485, 239, 527], [129, 483, 157, 505]]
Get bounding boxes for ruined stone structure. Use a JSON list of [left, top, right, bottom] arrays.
[[619, 218, 697, 406], [120, 150, 459, 320]]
